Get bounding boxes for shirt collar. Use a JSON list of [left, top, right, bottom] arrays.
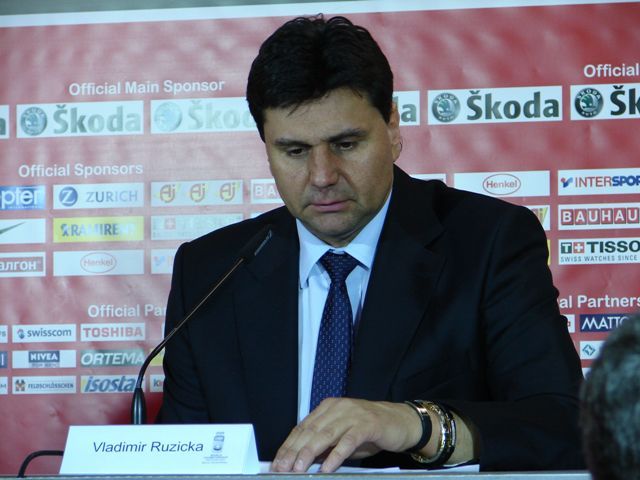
[[297, 190, 392, 288]]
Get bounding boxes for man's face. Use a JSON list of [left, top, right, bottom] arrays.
[[263, 88, 401, 247]]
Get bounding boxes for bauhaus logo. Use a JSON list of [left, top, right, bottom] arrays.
[[558, 203, 640, 230], [251, 179, 281, 205], [558, 168, 640, 196], [559, 237, 640, 264], [53, 183, 144, 209], [17, 101, 144, 138], [81, 374, 138, 393], [571, 83, 640, 120], [151, 180, 243, 206], [151, 214, 242, 241], [0, 185, 46, 210], [428, 86, 562, 124], [454, 171, 550, 198]]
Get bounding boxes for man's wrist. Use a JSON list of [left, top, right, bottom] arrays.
[[404, 400, 457, 466]]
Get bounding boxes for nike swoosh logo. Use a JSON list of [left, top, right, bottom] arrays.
[[0, 222, 25, 235]]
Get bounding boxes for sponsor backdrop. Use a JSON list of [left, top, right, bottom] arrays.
[[1, 0, 638, 473]]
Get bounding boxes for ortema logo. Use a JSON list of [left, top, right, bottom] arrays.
[[53, 250, 144, 276], [393, 91, 420, 126], [428, 86, 562, 124], [0, 185, 46, 210], [17, 101, 143, 138], [559, 203, 640, 230], [0, 105, 9, 139], [151, 180, 242, 206], [150, 374, 165, 393], [251, 179, 281, 204], [571, 83, 640, 120], [150, 97, 254, 133], [151, 248, 177, 275], [12, 376, 76, 394], [526, 205, 551, 231], [12, 350, 76, 368], [12, 324, 76, 343], [0, 252, 46, 277], [80, 323, 145, 341], [559, 237, 640, 264], [580, 313, 628, 332], [53, 216, 144, 243], [454, 171, 550, 197], [0, 326, 7, 343], [580, 341, 604, 360], [81, 374, 137, 393], [151, 214, 242, 241], [0, 219, 46, 244], [558, 168, 640, 196], [54, 183, 144, 209], [80, 349, 144, 367]]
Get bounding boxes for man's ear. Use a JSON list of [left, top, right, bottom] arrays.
[[388, 102, 402, 161]]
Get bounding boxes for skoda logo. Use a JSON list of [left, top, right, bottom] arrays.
[[574, 87, 603, 118], [20, 107, 48, 136], [154, 102, 182, 132], [431, 93, 460, 123]]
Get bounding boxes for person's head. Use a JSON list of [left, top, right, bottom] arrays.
[[580, 315, 640, 480], [246, 15, 401, 247]]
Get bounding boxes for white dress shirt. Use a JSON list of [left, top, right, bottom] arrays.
[[296, 193, 391, 421]]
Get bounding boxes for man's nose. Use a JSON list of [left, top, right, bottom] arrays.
[[308, 145, 340, 188]]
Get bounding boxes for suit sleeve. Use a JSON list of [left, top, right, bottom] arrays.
[[442, 205, 584, 470]]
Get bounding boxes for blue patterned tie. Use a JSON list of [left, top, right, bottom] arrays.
[[310, 251, 359, 411]]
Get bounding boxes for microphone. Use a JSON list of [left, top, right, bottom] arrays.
[[131, 224, 273, 424]]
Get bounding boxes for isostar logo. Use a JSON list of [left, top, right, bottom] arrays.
[[0, 105, 8, 139], [151, 248, 176, 275], [80, 349, 144, 367], [80, 323, 145, 341], [0, 219, 46, 244], [454, 171, 550, 197], [558, 168, 640, 196], [12, 324, 77, 343], [571, 83, 640, 120], [53, 250, 144, 276], [580, 313, 628, 332], [17, 101, 143, 138], [0, 351, 7, 368], [0, 252, 46, 278], [12, 376, 76, 394], [559, 203, 640, 230], [428, 86, 562, 124], [53, 216, 144, 243], [251, 179, 281, 204], [81, 374, 138, 393], [580, 341, 604, 360], [526, 205, 551, 231], [12, 349, 76, 368], [0, 185, 46, 210], [150, 97, 254, 133], [559, 237, 640, 264], [53, 183, 144, 209], [151, 180, 242, 206], [151, 214, 242, 241], [393, 91, 420, 126], [150, 374, 165, 393]]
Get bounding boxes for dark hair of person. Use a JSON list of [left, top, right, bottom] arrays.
[[580, 315, 640, 480], [246, 15, 393, 140]]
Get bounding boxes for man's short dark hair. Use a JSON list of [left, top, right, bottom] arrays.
[[246, 15, 393, 140], [580, 315, 640, 480]]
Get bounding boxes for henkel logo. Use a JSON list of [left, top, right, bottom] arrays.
[[0, 219, 46, 244], [151, 180, 243, 206], [454, 171, 550, 197], [251, 179, 281, 204], [151, 214, 242, 241], [80, 323, 145, 341], [53, 250, 144, 276], [17, 101, 143, 138], [12, 324, 77, 343], [12, 376, 76, 394], [0, 185, 46, 210], [580, 313, 628, 332], [81, 375, 137, 393], [580, 341, 604, 360], [0, 252, 46, 277], [151, 248, 177, 275], [53, 183, 144, 209], [12, 349, 76, 368], [559, 237, 640, 264], [0, 105, 9, 139], [559, 168, 640, 195], [558, 203, 640, 230]]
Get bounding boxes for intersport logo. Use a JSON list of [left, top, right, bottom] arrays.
[[558, 203, 640, 230], [454, 171, 550, 198], [559, 168, 640, 196]]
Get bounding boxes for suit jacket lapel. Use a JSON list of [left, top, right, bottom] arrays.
[[349, 168, 446, 401]]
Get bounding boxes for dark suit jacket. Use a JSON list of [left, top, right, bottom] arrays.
[[158, 166, 585, 471]]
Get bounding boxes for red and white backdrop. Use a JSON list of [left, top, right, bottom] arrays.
[[1, 0, 638, 473]]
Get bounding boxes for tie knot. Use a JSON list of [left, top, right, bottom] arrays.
[[320, 251, 359, 283]]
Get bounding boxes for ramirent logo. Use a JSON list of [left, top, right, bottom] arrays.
[[558, 203, 640, 230], [428, 86, 562, 124], [17, 101, 144, 138], [558, 168, 640, 196], [150, 97, 254, 133], [53, 216, 144, 243], [80, 323, 145, 341], [81, 375, 138, 393], [12, 324, 76, 343], [151, 214, 243, 241]]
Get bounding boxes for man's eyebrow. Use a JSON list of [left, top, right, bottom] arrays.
[[273, 128, 367, 148]]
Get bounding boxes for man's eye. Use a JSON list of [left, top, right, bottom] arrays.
[[286, 147, 307, 157], [335, 141, 356, 151]]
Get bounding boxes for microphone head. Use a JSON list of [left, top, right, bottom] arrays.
[[239, 224, 273, 262]]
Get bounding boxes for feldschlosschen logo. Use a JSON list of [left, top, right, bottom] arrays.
[[431, 93, 460, 123], [574, 88, 604, 118]]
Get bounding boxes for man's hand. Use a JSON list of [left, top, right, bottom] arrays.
[[270, 398, 422, 473]]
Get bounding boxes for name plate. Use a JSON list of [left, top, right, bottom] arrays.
[[60, 424, 259, 475]]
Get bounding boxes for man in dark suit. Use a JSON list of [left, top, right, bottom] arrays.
[[158, 15, 584, 472]]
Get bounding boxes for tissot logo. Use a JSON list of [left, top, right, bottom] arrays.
[[558, 203, 640, 230], [151, 180, 243, 206], [151, 214, 242, 241], [559, 237, 640, 265]]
